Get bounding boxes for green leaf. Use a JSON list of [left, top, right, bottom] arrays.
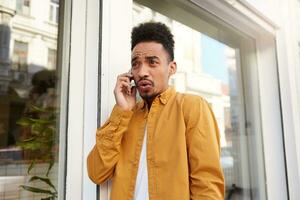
[[16, 141, 43, 150], [41, 196, 54, 200], [46, 160, 54, 177], [31, 123, 45, 135], [30, 118, 52, 124], [31, 105, 49, 113], [29, 176, 57, 192], [17, 118, 33, 126], [22, 137, 36, 142], [27, 160, 36, 174], [44, 127, 55, 137], [20, 185, 55, 195], [41, 196, 55, 200]]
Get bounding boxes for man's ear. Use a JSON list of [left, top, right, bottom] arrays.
[[168, 61, 177, 76]]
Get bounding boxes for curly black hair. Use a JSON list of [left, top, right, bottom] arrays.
[[131, 22, 175, 61]]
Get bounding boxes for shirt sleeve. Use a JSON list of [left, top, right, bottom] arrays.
[[184, 95, 225, 199], [87, 105, 133, 184]]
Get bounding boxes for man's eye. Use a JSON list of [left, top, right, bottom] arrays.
[[149, 59, 157, 65], [131, 62, 139, 69]]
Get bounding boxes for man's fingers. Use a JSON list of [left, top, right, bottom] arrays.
[[117, 76, 131, 84], [118, 80, 131, 94], [113, 72, 136, 111], [117, 72, 133, 80], [118, 80, 131, 88], [131, 86, 137, 97], [114, 72, 135, 96]]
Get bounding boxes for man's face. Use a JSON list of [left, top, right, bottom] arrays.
[[131, 42, 176, 101]]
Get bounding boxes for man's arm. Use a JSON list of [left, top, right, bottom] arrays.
[[87, 105, 133, 184], [184, 95, 225, 199], [87, 72, 136, 184]]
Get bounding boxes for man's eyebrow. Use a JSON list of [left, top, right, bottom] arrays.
[[145, 56, 159, 60], [131, 57, 138, 63], [131, 55, 159, 63]]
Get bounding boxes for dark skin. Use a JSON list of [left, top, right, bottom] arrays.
[[114, 41, 177, 110]]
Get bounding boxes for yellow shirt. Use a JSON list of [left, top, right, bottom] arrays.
[[87, 87, 225, 200]]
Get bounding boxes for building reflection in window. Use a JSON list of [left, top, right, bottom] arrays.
[[0, 0, 62, 199], [16, 0, 31, 16]]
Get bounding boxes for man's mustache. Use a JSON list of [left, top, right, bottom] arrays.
[[135, 77, 154, 87]]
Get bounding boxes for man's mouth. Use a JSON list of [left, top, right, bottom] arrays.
[[137, 80, 154, 90]]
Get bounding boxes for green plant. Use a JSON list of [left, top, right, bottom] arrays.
[[16, 105, 58, 200]]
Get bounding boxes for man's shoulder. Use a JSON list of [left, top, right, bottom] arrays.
[[174, 91, 205, 105], [174, 92, 209, 124], [174, 92, 212, 118]]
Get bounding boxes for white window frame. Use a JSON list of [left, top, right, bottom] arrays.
[[66, 0, 132, 199], [98, 0, 133, 199], [64, 0, 100, 199]]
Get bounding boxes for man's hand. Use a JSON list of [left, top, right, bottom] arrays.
[[114, 72, 137, 111]]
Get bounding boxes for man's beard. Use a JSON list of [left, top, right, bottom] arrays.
[[135, 78, 156, 102], [140, 92, 158, 102]]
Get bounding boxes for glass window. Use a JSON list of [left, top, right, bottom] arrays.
[[133, 1, 266, 199], [48, 49, 57, 70], [16, 0, 31, 15], [0, 25, 10, 65], [0, 0, 63, 199], [49, 0, 59, 24], [12, 41, 28, 72]]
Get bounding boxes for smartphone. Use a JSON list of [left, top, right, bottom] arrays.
[[129, 70, 135, 87], [130, 78, 135, 87], [128, 71, 140, 100]]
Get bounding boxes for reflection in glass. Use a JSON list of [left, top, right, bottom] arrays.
[[133, 2, 262, 199], [49, 0, 59, 24], [16, 0, 31, 15], [0, 0, 61, 199]]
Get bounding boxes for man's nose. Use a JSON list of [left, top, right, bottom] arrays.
[[137, 63, 150, 78]]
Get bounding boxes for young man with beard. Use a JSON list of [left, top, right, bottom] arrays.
[[87, 22, 225, 200]]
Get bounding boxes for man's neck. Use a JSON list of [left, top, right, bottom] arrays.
[[146, 98, 154, 110], [143, 87, 169, 110]]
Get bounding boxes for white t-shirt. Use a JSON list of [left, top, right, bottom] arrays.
[[133, 128, 149, 200]]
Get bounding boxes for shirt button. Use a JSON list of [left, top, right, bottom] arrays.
[[150, 159, 155, 165]]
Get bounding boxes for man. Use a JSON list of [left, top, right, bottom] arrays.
[[87, 22, 225, 200]]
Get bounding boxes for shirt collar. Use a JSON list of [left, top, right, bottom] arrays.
[[157, 86, 175, 105], [137, 86, 175, 110]]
